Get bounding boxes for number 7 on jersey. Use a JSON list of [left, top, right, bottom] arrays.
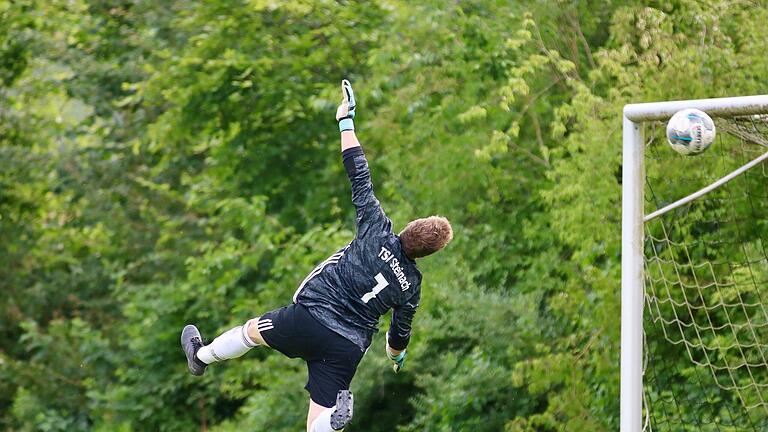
[[361, 273, 389, 303]]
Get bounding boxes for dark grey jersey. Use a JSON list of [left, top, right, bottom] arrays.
[[293, 147, 422, 351]]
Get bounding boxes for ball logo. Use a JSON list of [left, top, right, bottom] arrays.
[[666, 109, 716, 156]]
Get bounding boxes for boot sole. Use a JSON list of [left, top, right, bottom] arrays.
[[330, 390, 353, 430]]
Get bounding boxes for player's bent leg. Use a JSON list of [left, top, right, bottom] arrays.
[[307, 399, 327, 432], [307, 391, 354, 432]]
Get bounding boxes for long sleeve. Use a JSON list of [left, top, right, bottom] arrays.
[[387, 290, 420, 351], [342, 147, 392, 238]]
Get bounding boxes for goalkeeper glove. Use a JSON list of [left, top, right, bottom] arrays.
[[335, 79, 356, 132], [386, 333, 407, 373]]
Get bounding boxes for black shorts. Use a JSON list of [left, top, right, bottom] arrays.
[[258, 303, 365, 408]]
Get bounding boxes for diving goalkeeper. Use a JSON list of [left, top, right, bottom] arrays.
[[180, 80, 453, 432]]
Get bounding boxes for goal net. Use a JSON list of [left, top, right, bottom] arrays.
[[640, 114, 768, 431]]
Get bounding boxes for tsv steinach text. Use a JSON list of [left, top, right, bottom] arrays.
[[378, 247, 412, 291]]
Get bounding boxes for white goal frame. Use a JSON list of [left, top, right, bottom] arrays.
[[621, 95, 768, 432]]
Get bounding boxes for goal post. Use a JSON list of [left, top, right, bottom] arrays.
[[621, 95, 768, 432]]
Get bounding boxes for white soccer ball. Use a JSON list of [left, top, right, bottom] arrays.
[[666, 108, 716, 155]]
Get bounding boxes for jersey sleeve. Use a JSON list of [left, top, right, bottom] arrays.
[[342, 147, 392, 238], [387, 290, 420, 351]]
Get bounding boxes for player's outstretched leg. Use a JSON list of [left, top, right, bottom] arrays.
[[180, 324, 208, 376], [181, 320, 262, 376]]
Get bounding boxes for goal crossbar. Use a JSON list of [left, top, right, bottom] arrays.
[[621, 94, 768, 432], [624, 95, 768, 122]]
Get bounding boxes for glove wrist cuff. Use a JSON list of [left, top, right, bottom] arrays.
[[387, 346, 406, 362], [339, 118, 354, 132]]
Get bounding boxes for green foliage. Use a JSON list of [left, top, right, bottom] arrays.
[[2, 0, 767, 430]]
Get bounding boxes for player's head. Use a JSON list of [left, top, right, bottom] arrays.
[[399, 216, 453, 260]]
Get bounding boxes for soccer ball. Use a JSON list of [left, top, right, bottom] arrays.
[[666, 108, 716, 155]]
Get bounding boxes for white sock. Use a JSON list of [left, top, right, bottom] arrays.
[[196, 321, 259, 364], [310, 407, 338, 432]]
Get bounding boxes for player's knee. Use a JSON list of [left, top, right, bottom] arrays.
[[307, 407, 335, 432], [245, 318, 268, 346]]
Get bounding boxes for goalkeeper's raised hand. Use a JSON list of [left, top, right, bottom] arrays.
[[336, 79, 356, 132]]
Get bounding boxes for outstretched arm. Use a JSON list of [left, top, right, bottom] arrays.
[[336, 80, 391, 238]]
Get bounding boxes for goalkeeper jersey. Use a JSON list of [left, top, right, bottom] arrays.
[[293, 146, 422, 352]]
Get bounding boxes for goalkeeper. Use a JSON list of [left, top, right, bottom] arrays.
[[180, 80, 453, 432]]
